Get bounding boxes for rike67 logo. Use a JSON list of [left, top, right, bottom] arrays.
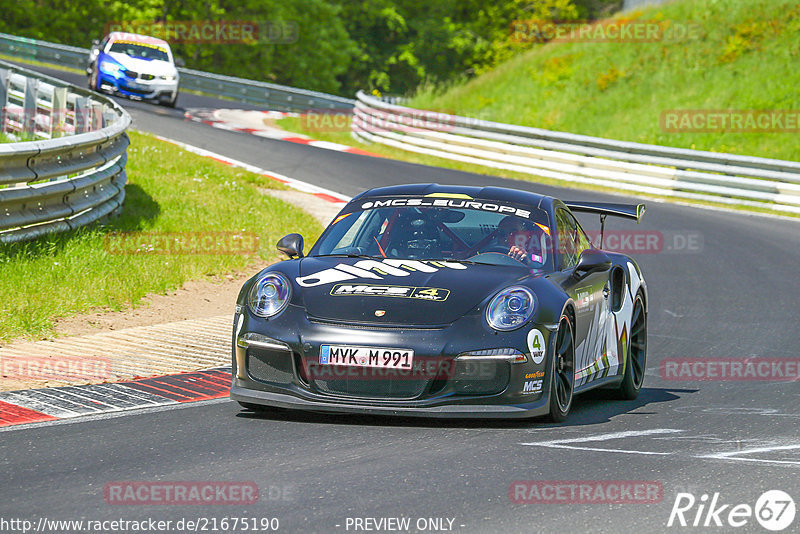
[[667, 490, 795, 531]]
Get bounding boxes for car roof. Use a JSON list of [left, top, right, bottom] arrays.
[[351, 183, 552, 211], [106, 32, 170, 47]]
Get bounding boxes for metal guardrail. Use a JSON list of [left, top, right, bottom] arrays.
[[0, 60, 130, 243], [0, 32, 354, 112], [0, 33, 87, 71], [177, 68, 354, 111], [352, 91, 800, 215]]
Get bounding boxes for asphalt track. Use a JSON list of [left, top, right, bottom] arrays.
[[2, 64, 799, 533]]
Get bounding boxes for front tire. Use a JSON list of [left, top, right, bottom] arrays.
[[160, 91, 178, 108], [88, 67, 98, 91], [617, 295, 647, 400], [547, 314, 575, 422]]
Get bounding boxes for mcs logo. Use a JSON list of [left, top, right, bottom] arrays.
[[522, 380, 543, 394]]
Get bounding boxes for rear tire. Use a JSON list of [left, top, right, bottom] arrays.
[[547, 314, 575, 422], [616, 295, 647, 400]]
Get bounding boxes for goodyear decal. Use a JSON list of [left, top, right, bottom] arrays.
[[525, 371, 545, 379], [331, 284, 450, 302]]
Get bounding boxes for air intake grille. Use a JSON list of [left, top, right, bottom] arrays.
[[247, 347, 294, 385]]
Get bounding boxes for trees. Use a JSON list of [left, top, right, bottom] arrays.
[[334, 0, 581, 95], [2, 0, 597, 97]]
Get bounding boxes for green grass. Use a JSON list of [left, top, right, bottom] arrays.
[[275, 0, 800, 219], [409, 0, 800, 161], [0, 130, 322, 342], [276, 114, 800, 219], [0, 132, 36, 143]]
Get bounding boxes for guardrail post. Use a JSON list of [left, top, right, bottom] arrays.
[[75, 96, 90, 133], [0, 68, 7, 134], [34, 82, 54, 139], [22, 76, 37, 136], [52, 86, 67, 137], [91, 101, 103, 131]]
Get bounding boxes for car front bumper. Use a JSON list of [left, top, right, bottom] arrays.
[[231, 381, 550, 419], [230, 304, 557, 419], [98, 72, 178, 101]]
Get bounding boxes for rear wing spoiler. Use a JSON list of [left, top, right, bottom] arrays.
[[564, 201, 646, 223], [564, 201, 646, 249]]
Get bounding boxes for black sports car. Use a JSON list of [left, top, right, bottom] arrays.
[[231, 184, 647, 421]]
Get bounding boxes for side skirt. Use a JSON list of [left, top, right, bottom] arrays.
[[575, 374, 624, 394]]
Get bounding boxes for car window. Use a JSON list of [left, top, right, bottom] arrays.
[[312, 199, 553, 269], [108, 40, 170, 62], [556, 208, 591, 270]]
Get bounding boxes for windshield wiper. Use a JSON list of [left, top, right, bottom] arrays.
[[428, 258, 484, 266], [314, 253, 380, 259]]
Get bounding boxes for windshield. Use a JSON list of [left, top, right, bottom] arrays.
[[312, 198, 553, 270], [108, 40, 170, 62]]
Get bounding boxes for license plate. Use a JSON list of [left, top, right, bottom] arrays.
[[320, 345, 414, 369]]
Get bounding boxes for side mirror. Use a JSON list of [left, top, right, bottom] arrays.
[[277, 233, 304, 258], [92, 39, 100, 46], [573, 249, 612, 278], [175, 56, 186, 68]]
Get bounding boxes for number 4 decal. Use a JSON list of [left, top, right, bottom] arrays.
[[527, 329, 546, 364]]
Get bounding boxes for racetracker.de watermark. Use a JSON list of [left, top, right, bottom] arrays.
[[104, 232, 258, 255], [510, 19, 702, 43], [585, 230, 703, 254], [660, 110, 800, 133], [104, 21, 298, 44], [310, 109, 459, 133], [509, 480, 663, 504], [301, 357, 500, 381], [660, 358, 800, 382], [1, 356, 111, 381], [104, 482, 260, 505]]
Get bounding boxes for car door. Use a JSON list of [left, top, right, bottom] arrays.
[[555, 207, 610, 388]]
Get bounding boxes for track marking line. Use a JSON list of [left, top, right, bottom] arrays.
[[184, 108, 383, 158], [0, 397, 231, 433], [521, 428, 684, 446], [0, 368, 232, 428], [699, 444, 800, 466], [522, 429, 800, 468], [536, 444, 673, 456], [154, 135, 351, 204]]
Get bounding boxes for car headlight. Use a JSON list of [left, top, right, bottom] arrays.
[[99, 61, 122, 76], [248, 273, 291, 318], [161, 74, 176, 81], [485, 286, 535, 331]]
